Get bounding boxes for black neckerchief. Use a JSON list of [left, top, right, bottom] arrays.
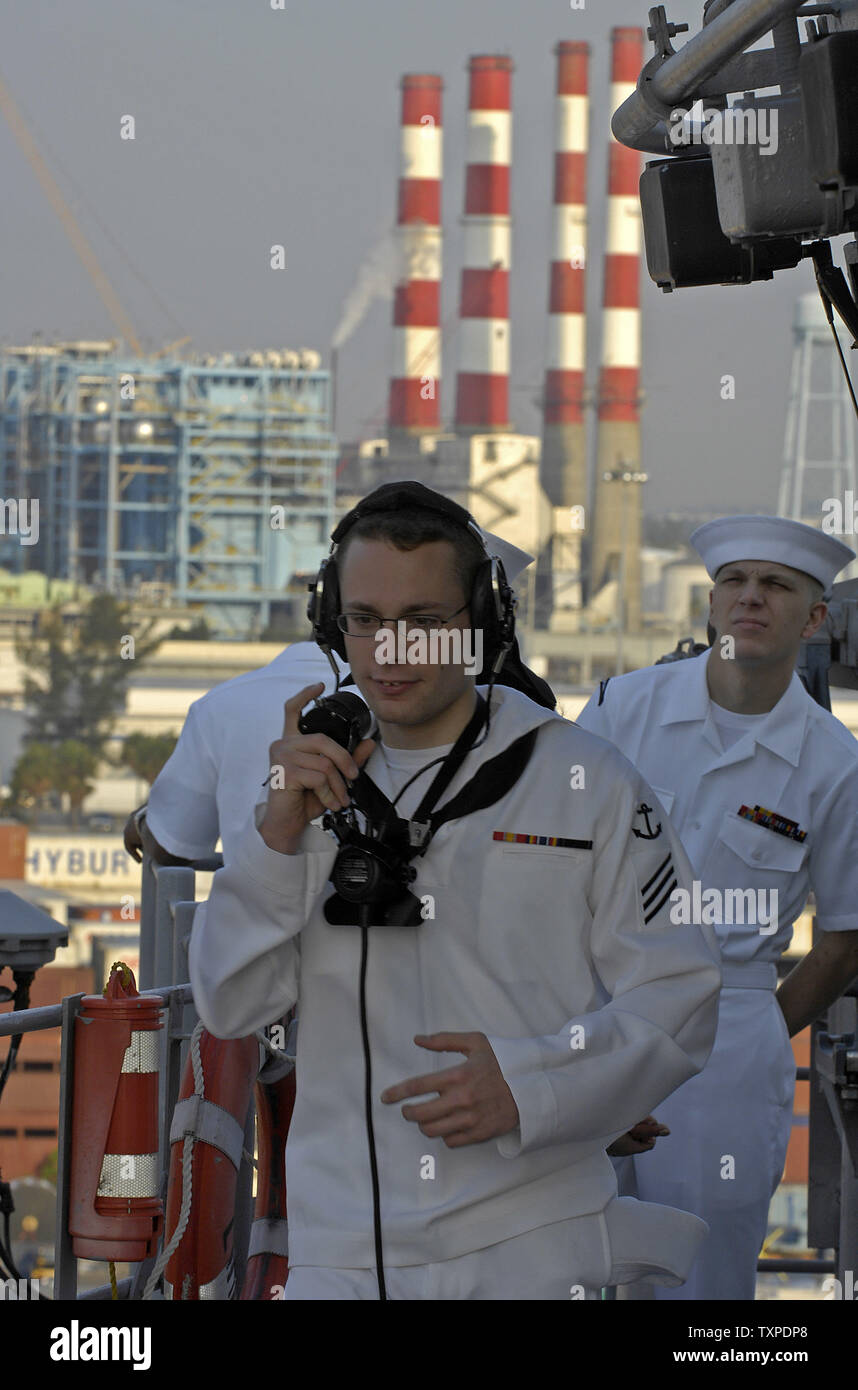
[[351, 694, 539, 859], [353, 692, 488, 851]]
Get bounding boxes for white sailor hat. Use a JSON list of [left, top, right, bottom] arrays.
[[474, 526, 535, 584], [690, 514, 855, 593]]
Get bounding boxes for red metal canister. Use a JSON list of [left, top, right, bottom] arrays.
[[68, 963, 164, 1261]]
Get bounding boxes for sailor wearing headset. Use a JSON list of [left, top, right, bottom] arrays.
[[577, 514, 858, 1301], [189, 481, 721, 1301]]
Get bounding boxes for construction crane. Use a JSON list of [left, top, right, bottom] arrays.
[[0, 71, 147, 355], [153, 337, 191, 359]]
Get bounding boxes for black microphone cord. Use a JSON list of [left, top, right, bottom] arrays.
[[358, 904, 387, 1300]]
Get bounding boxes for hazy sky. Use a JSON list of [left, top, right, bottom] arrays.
[[0, 0, 850, 515]]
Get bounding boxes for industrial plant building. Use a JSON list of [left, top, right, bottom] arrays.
[[0, 341, 337, 636]]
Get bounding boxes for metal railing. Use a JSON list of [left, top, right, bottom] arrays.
[[1, 852, 257, 1301]]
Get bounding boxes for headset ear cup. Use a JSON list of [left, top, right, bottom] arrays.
[[322, 559, 346, 660], [308, 557, 347, 660], [493, 557, 516, 655], [471, 558, 497, 663], [471, 556, 515, 676]]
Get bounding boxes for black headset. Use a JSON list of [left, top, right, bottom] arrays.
[[306, 480, 517, 682]]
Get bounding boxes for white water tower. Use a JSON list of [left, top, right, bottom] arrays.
[[777, 293, 858, 578]]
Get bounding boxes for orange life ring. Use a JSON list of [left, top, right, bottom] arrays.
[[240, 1065, 296, 1300], [158, 1015, 295, 1300]]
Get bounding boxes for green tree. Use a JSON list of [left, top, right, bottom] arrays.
[[9, 742, 57, 827], [16, 594, 163, 756], [53, 741, 98, 829], [121, 731, 178, 786]]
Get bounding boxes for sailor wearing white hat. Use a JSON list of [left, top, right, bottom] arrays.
[[577, 514, 858, 1300], [691, 513, 854, 594]]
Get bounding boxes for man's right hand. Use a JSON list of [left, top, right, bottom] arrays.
[[258, 682, 376, 854]]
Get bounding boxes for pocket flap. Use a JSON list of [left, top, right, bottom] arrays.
[[717, 810, 808, 872]]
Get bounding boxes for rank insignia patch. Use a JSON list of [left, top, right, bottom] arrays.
[[640, 852, 678, 924]]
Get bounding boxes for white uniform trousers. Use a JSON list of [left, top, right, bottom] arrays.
[[624, 964, 795, 1301], [283, 1188, 711, 1301], [284, 1215, 608, 1300]]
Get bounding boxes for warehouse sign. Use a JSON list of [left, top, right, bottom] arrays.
[[25, 836, 137, 888]]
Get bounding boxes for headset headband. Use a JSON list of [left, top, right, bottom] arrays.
[[330, 481, 487, 555]]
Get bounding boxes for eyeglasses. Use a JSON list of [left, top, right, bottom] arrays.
[[336, 602, 469, 636]]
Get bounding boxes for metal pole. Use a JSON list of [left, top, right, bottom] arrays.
[[611, 0, 804, 151], [53, 993, 84, 1300], [616, 477, 627, 677], [838, 1121, 858, 1284]]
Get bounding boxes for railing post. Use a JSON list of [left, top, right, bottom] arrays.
[[53, 992, 85, 1301], [172, 900, 200, 1055], [138, 854, 157, 991], [153, 867, 196, 990], [837, 1124, 858, 1286]]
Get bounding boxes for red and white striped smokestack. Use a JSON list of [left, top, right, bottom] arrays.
[[454, 55, 513, 434], [541, 40, 590, 508], [598, 30, 642, 433], [590, 27, 644, 630], [387, 74, 443, 435]]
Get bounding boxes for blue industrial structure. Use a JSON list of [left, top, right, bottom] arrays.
[[0, 341, 337, 635]]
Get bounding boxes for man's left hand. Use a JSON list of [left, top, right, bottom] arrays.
[[381, 1032, 519, 1148], [606, 1116, 670, 1156]]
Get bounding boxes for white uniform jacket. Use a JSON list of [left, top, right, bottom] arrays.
[[576, 651, 858, 961], [189, 685, 722, 1272], [146, 642, 347, 863], [576, 649, 858, 1298]]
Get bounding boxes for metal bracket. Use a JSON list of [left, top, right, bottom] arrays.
[[647, 5, 690, 58], [408, 821, 431, 848]]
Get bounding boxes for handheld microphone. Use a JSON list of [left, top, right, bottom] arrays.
[[297, 691, 372, 753]]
